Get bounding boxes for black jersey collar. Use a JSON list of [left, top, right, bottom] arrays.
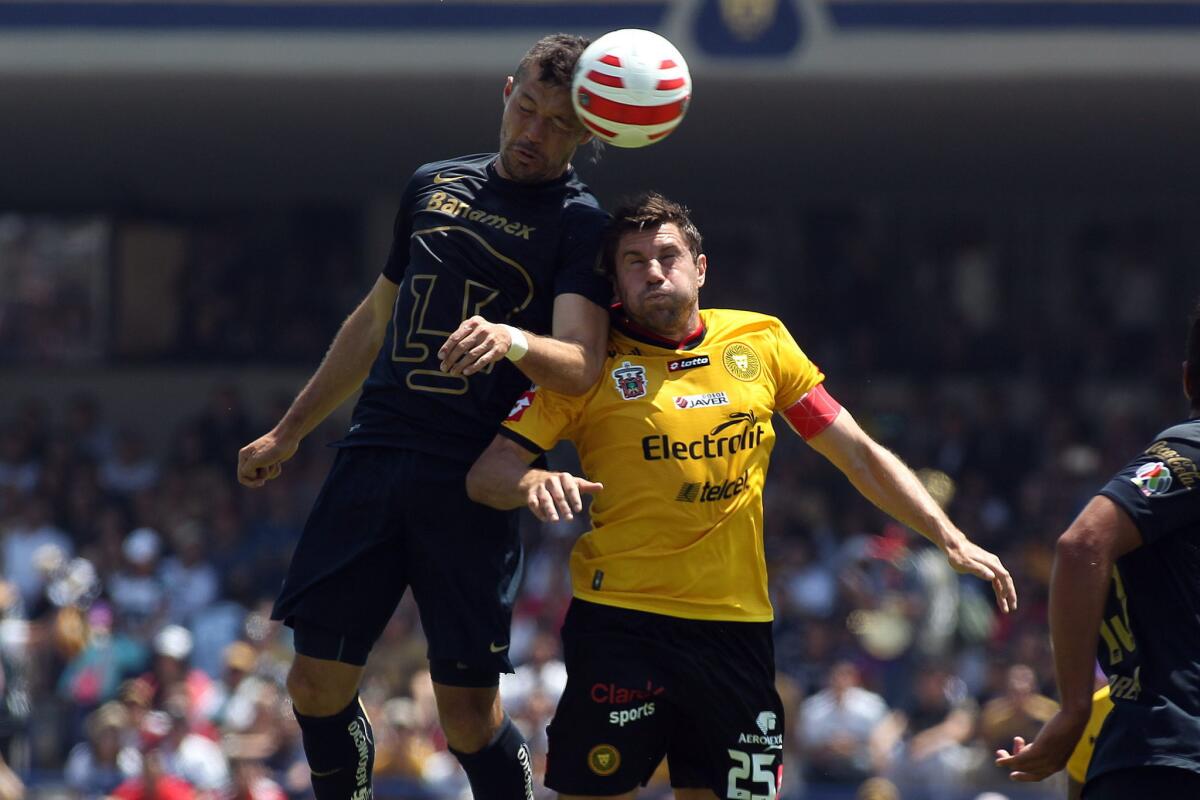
[[486, 157, 575, 192], [612, 304, 707, 351]]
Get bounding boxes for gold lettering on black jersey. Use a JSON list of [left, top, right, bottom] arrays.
[[1145, 440, 1199, 487], [426, 192, 536, 240]]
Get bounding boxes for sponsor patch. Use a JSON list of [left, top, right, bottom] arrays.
[[757, 711, 777, 735], [1131, 461, 1173, 497], [612, 361, 648, 400], [723, 342, 761, 381], [674, 391, 729, 409], [587, 744, 621, 776], [668, 354, 710, 372], [609, 702, 656, 727], [675, 470, 750, 503], [1145, 441, 1199, 487], [506, 389, 536, 421], [591, 681, 666, 704]]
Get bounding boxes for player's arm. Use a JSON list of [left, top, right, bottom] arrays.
[[438, 293, 609, 395], [237, 275, 399, 487], [996, 497, 1142, 782], [466, 434, 603, 522], [799, 400, 1016, 613]]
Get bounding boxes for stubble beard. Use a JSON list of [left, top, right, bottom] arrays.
[[627, 290, 697, 339]]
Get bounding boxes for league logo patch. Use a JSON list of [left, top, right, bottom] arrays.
[[612, 361, 648, 400], [587, 744, 621, 776], [668, 354, 711, 372], [1131, 461, 1173, 497], [506, 389, 536, 421], [722, 342, 761, 381]]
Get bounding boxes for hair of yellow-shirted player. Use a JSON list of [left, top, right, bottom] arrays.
[[599, 191, 704, 278], [1188, 299, 1200, 413], [514, 33, 590, 88]]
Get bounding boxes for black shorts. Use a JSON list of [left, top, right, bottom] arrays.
[[544, 599, 784, 798], [271, 446, 521, 675], [1084, 765, 1200, 799]]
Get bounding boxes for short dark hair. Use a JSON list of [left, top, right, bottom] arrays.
[[600, 191, 703, 277], [515, 33, 589, 88], [1188, 300, 1200, 411]]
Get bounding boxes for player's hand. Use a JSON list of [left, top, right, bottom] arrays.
[[526, 471, 603, 523], [942, 536, 1017, 613], [439, 316, 513, 377], [994, 709, 1090, 782], [237, 432, 298, 488]]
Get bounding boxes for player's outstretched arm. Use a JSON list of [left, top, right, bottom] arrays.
[[438, 294, 609, 396], [995, 496, 1141, 782], [805, 409, 1017, 613], [467, 435, 603, 522], [237, 275, 400, 488]]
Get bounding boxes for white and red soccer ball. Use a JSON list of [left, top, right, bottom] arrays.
[[572, 29, 692, 148]]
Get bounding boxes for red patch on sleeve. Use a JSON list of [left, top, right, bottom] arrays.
[[506, 389, 536, 422], [783, 384, 842, 440]]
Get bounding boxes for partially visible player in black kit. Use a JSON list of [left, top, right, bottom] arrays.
[[996, 302, 1200, 798], [236, 35, 611, 800]]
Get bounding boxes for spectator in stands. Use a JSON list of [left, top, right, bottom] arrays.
[[108, 528, 167, 640], [142, 625, 220, 724], [146, 692, 230, 796], [161, 520, 219, 626], [211, 642, 267, 734], [99, 431, 160, 496], [113, 745, 196, 800], [800, 661, 890, 784], [64, 701, 141, 797], [0, 427, 38, 494], [223, 744, 286, 800], [2, 494, 71, 609], [57, 603, 146, 711], [977, 664, 1058, 755], [873, 664, 979, 800], [65, 393, 115, 464]]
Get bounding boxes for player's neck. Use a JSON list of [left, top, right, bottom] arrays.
[[492, 156, 570, 184], [620, 309, 704, 348]]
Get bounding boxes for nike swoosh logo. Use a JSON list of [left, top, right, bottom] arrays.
[[433, 173, 466, 184], [310, 767, 342, 778], [489, 642, 510, 653]]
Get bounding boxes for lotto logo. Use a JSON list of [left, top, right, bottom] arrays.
[[667, 355, 710, 372]]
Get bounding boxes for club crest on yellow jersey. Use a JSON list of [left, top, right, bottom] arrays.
[[612, 361, 649, 400], [723, 342, 761, 381]]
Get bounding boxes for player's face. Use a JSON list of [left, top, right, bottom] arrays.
[[614, 223, 706, 338], [498, 75, 592, 184]]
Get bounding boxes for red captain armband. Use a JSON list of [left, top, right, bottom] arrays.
[[783, 384, 842, 440]]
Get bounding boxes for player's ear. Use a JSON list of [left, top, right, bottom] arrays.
[[695, 253, 707, 288], [502, 76, 515, 105]]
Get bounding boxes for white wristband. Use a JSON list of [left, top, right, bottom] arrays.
[[503, 325, 529, 362]]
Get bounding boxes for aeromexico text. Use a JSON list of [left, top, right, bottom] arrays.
[[642, 425, 766, 461]]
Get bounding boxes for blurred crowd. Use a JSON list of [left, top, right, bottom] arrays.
[[1, 204, 1197, 800]]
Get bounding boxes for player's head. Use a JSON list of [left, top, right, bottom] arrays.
[[498, 34, 594, 184], [603, 191, 706, 338], [1186, 299, 1200, 416]]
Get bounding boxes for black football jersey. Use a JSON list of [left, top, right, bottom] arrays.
[[339, 153, 611, 463], [1091, 418, 1200, 782]]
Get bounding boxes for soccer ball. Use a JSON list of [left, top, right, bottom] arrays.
[[572, 29, 692, 148]]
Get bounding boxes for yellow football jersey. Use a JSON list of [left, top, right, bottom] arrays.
[[1066, 685, 1114, 783], [500, 308, 825, 622]]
